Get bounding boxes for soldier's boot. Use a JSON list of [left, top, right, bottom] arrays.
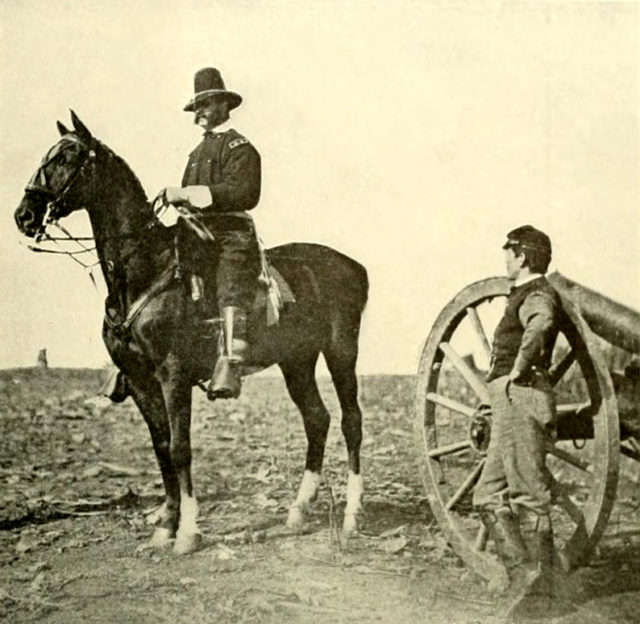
[[479, 507, 531, 573], [504, 513, 555, 620], [207, 306, 248, 400], [100, 367, 130, 403]]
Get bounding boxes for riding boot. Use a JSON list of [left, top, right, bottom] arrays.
[[100, 367, 130, 403], [479, 508, 530, 572], [207, 306, 248, 400], [504, 513, 555, 620]]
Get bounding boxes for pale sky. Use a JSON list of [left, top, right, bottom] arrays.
[[1, 0, 638, 373]]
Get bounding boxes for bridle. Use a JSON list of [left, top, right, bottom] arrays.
[[22, 135, 103, 278], [22, 135, 159, 285], [25, 135, 96, 224]]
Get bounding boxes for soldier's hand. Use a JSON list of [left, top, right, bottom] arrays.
[[160, 187, 186, 205], [152, 188, 173, 208]]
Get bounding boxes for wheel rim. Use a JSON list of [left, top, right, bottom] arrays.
[[414, 277, 619, 582]]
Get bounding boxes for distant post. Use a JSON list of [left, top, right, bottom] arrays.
[[37, 349, 48, 369]]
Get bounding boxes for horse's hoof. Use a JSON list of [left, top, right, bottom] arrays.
[[148, 527, 175, 548], [342, 509, 363, 536], [174, 532, 203, 555], [286, 505, 305, 530]]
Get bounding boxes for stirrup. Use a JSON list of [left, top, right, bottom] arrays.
[[207, 356, 242, 400]]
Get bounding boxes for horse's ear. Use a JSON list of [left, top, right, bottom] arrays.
[[69, 110, 93, 142], [57, 121, 71, 136]]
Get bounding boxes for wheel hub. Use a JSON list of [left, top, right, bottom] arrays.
[[469, 405, 492, 454]]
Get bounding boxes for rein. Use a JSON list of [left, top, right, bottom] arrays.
[[27, 212, 102, 285], [27, 217, 150, 291], [23, 136, 178, 328], [25, 135, 156, 267]]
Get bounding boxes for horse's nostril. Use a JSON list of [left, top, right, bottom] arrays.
[[15, 207, 36, 232]]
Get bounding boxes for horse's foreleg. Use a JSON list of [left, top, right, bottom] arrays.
[[288, 470, 321, 528], [279, 356, 330, 530], [128, 377, 180, 548], [159, 360, 201, 555], [325, 346, 364, 535]]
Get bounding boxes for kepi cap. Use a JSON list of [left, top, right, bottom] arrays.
[[503, 225, 552, 255]]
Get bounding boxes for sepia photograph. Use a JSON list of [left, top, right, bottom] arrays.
[[1, 1, 638, 622]]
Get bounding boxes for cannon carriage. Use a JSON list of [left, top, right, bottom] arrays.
[[414, 272, 639, 584]]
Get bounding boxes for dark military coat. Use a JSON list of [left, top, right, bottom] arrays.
[[181, 128, 261, 213]]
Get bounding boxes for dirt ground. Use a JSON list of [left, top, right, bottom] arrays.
[[1, 369, 638, 624]]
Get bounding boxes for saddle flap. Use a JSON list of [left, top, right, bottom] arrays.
[[254, 264, 295, 326]]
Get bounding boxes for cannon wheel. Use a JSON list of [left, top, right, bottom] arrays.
[[414, 277, 619, 584]]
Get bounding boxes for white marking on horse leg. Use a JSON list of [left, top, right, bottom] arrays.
[[174, 494, 202, 554], [287, 470, 320, 529], [146, 501, 168, 526], [177, 495, 199, 538], [148, 527, 174, 548], [343, 471, 363, 535]]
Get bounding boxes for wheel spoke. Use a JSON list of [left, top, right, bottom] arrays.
[[546, 442, 592, 473], [426, 392, 475, 417], [428, 440, 472, 458], [548, 471, 585, 527], [549, 349, 576, 386], [621, 438, 640, 461], [465, 306, 491, 361], [557, 492, 585, 527], [445, 459, 485, 511], [439, 342, 489, 404], [556, 402, 591, 416], [474, 523, 488, 552], [627, 436, 640, 455]]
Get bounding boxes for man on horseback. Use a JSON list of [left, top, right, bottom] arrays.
[[159, 67, 262, 400]]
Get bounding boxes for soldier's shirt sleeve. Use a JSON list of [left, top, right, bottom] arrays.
[[208, 134, 261, 212], [512, 291, 557, 376]]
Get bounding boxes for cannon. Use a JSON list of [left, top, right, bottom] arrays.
[[414, 272, 639, 584]]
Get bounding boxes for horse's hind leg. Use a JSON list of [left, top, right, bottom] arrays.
[[279, 353, 330, 529], [128, 376, 180, 548], [324, 329, 364, 535]]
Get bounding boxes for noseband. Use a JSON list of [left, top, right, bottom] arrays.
[[22, 136, 160, 287]]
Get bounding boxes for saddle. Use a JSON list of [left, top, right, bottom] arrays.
[[171, 213, 295, 327]]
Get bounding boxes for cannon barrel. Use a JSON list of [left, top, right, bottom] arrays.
[[548, 272, 640, 355]]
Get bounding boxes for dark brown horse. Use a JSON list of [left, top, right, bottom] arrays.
[[14, 112, 368, 553]]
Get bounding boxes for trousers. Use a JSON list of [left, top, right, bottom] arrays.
[[210, 228, 261, 310], [178, 216, 261, 311], [473, 374, 556, 516]]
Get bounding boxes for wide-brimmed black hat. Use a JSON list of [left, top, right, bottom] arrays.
[[183, 67, 242, 112], [503, 225, 552, 255]]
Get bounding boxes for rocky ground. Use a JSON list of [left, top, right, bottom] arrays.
[[0, 368, 638, 624]]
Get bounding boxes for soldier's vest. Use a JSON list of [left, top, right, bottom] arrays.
[[487, 277, 561, 382]]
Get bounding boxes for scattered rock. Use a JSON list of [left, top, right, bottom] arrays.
[[381, 536, 408, 554]]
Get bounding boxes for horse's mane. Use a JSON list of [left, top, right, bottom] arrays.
[[94, 138, 149, 205]]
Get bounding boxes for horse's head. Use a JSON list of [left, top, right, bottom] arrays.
[[15, 111, 98, 238]]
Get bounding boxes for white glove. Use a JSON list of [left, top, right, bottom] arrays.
[[156, 186, 212, 208]]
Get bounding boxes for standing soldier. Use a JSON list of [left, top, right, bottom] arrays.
[[473, 225, 562, 616], [159, 67, 262, 400]]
